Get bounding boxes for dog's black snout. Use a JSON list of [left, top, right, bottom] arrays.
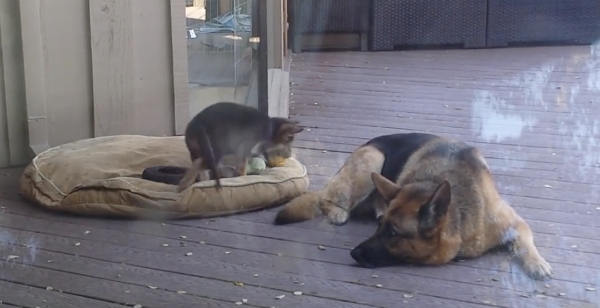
[[350, 247, 376, 269], [350, 246, 369, 266]]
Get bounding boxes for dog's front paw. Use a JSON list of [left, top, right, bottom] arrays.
[[522, 255, 553, 280], [326, 207, 349, 226]]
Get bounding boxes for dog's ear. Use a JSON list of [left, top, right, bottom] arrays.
[[418, 180, 451, 236], [371, 172, 401, 201]]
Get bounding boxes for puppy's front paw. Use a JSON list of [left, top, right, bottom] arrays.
[[176, 183, 189, 193], [521, 255, 553, 280]]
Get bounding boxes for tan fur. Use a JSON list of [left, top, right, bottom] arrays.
[[274, 145, 385, 225], [350, 138, 552, 280], [273, 191, 323, 224]]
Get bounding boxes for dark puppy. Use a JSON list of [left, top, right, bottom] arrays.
[[177, 102, 303, 192]]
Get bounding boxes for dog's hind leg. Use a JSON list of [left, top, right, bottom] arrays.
[[177, 158, 203, 193], [320, 145, 385, 225]]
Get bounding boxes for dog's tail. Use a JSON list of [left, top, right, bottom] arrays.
[[196, 125, 222, 190], [274, 191, 322, 225]]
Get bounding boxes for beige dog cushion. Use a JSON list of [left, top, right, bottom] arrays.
[[19, 135, 309, 220]]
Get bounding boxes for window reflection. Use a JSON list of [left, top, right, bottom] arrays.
[[185, 0, 259, 115]]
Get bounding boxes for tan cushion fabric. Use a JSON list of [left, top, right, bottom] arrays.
[[19, 135, 309, 220]]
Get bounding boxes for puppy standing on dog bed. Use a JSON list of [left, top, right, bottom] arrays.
[[143, 141, 293, 186], [177, 102, 303, 192]]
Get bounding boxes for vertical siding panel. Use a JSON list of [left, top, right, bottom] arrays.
[[43, 0, 94, 146], [19, 0, 51, 155], [89, 0, 135, 137], [0, 37, 9, 167], [0, 0, 29, 166], [131, 0, 175, 136], [170, 0, 190, 135]]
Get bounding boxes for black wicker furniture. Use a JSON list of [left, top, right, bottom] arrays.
[[288, 0, 370, 53], [486, 0, 600, 47], [370, 0, 487, 51]]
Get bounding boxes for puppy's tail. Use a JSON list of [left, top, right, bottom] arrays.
[[274, 191, 322, 225], [197, 125, 222, 190]]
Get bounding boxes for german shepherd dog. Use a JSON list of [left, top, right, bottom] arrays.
[[274, 133, 553, 280], [177, 102, 303, 192]]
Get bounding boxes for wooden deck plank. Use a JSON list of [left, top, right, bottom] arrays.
[[291, 119, 590, 156], [2, 45, 600, 307], [0, 213, 488, 308], [1, 201, 598, 306], [289, 108, 593, 143], [0, 247, 480, 308], [290, 125, 593, 164], [2, 204, 598, 280], [0, 280, 129, 308], [0, 214, 588, 308], [0, 259, 252, 308], [0, 229, 375, 308]]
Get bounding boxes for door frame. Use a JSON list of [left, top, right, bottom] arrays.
[[256, 0, 269, 114]]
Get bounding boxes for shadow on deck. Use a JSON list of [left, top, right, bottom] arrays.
[[1, 45, 600, 307]]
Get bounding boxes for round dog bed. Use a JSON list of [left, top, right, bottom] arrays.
[[18, 135, 309, 220]]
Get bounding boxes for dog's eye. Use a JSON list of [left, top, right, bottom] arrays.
[[384, 226, 397, 237]]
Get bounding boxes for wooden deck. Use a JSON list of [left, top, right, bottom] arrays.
[[2, 45, 600, 307]]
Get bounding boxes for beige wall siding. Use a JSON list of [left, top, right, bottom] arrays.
[[43, 0, 95, 146], [89, 0, 179, 137], [0, 0, 190, 167], [0, 0, 29, 167], [131, 0, 176, 135]]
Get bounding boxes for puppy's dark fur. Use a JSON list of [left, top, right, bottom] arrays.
[[177, 102, 303, 192]]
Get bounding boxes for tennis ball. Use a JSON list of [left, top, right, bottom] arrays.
[[246, 157, 267, 175], [267, 156, 287, 168]]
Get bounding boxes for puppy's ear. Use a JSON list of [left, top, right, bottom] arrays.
[[281, 121, 304, 134], [289, 120, 304, 134], [275, 120, 304, 143], [292, 126, 304, 134], [371, 172, 401, 201], [417, 180, 451, 237]]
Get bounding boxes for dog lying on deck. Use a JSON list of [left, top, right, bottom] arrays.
[[273, 133, 553, 280]]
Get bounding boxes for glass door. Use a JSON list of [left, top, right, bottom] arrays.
[[184, 0, 268, 115]]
